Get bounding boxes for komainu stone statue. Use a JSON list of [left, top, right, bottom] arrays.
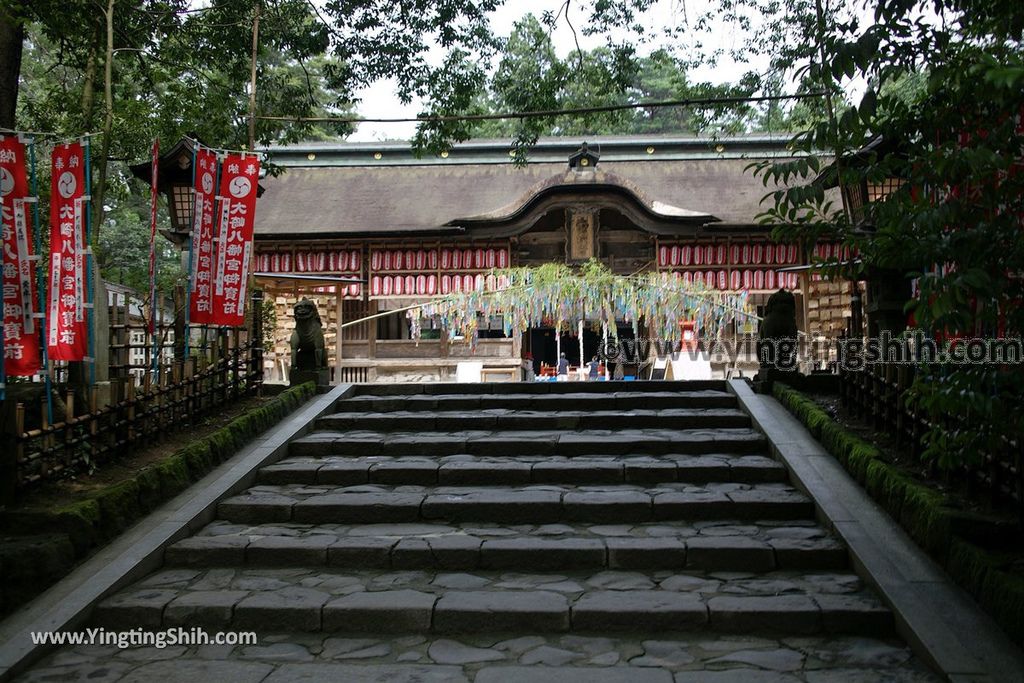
[[289, 298, 328, 386], [757, 288, 799, 376]]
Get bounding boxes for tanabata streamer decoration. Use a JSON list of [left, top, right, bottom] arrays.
[[0, 135, 41, 376], [407, 260, 753, 347]]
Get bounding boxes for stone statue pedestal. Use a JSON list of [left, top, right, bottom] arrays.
[[290, 368, 331, 389]]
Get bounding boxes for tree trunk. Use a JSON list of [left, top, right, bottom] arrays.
[[80, 26, 100, 128], [0, 10, 24, 130]]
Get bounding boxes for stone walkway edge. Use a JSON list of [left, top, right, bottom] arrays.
[[0, 384, 356, 683], [727, 379, 1024, 683]]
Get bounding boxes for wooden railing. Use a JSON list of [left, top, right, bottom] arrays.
[[839, 364, 1022, 516]]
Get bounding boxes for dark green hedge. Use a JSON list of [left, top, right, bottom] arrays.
[[774, 382, 1024, 645], [0, 381, 315, 615]]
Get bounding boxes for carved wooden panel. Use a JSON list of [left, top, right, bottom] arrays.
[[567, 208, 598, 261]]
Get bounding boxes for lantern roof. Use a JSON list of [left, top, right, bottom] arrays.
[[127, 136, 266, 198]]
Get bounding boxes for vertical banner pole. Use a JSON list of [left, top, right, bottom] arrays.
[[184, 141, 197, 359], [83, 137, 96, 386], [148, 139, 159, 379], [28, 138, 54, 424], [0, 191, 5, 401]]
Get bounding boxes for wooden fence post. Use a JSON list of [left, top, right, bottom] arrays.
[[0, 404, 21, 506]]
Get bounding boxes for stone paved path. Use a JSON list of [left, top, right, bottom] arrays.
[[16, 382, 943, 682]]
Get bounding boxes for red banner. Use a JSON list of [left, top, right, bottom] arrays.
[[148, 139, 159, 334], [47, 142, 88, 361], [189, 147, 218, 324], [211, 153, 259, 326], [1, 136, 41, 376]]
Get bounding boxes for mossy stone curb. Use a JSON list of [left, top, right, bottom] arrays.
[[0, 382, 316, 617], [774, 382, 1024, 645]]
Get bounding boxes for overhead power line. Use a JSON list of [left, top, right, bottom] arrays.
[[256, 92, 825, 125]]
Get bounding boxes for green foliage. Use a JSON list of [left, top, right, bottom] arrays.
[[261, 296, 277, 353], [752, 0, 1024, 471], [414, 13, 811, 158]]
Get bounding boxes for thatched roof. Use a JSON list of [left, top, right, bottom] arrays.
[[253, 135, 808, 240]]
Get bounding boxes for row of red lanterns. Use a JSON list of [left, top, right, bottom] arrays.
[[672, 269, 800, 290], [369, 273, 512, 297], [369, 248, 511, 272], [256, 250, 362, 273], [658, 243, 800, 267]]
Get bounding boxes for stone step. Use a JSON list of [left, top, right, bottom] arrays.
[[166, 521, 848, 572], [352, 380, 727, 396], [94, 567, 891, 636], [316, 408, 752, 433], [21, 632, 937, 682], [216, 483, 814, 525], [258, 454, 788, 486], [333, 391, 738, 413], [289, 428, 767, 458]]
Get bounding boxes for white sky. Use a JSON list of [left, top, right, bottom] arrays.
[[347, 0, 766, 141]]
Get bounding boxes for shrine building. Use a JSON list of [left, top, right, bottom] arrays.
[[250, 135, 854, 383]]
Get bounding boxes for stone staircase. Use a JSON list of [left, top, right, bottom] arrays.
[[56, 381, 940, 681]]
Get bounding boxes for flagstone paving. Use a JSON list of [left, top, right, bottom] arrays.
[[13, 382, 944, 681]]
